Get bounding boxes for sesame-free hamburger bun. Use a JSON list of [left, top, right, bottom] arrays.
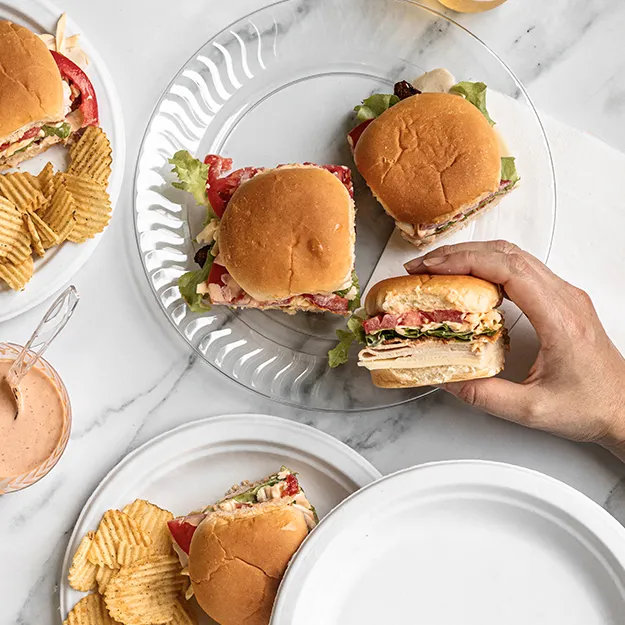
[[189, 501, 310, 625], [219, 165, 355, 302], [354, 92, 501, 227]]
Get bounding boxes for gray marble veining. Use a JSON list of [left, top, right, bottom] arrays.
[[2, 0, 625, 623]]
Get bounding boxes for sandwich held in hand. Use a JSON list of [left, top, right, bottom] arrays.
[[170, 151, 359, 315], [349, 68, 520, 248], [168, 467, 317, 625], [0, 18, 98, 170], [331, 274, 506, 388]]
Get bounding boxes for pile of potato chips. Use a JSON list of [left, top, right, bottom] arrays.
[[65, 499, 197, 625], [0, 126, 112, 291]]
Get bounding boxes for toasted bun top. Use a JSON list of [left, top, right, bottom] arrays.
[[365, 274, 502, 315], [189, 502, 309, 625], [219, 165, 355, 301], [0, 22, 64, 144], [354, 93, 501, 225]]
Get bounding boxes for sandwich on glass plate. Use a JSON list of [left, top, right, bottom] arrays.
[[0, 19, 98, 170], [330, 274, 506, 388], [170, 151, 360, 316], [168, 467, 317, 625], [348, 68, 520, 248]]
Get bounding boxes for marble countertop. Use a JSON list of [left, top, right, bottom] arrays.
[[3, 0, 625, 623]]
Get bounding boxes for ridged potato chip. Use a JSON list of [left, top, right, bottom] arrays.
[[62, 173, 111, 243], [104, 555, 185, 625], [87, 510, 152, 569], [169, 599, 198, 625], [68, 531, 98, 592], [0, 197, 32, 264], [0, 253, 33, 291], [68, 126, 112, 186], [41, 182, 76, 243], [37, 162, 57, 201], [96, 565, 118, 595], [122, 499, 174, 555], [23, 212, 45, 257], [0, 172, 45, 212], [63, 593, 118, 625], [116, 541, 152, 567], [27, 209, 58, 249]]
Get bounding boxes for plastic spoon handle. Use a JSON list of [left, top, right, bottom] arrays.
[[7, 286, 80, 385]]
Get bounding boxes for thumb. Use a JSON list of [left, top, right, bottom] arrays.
[[440, 377, 539, 426]]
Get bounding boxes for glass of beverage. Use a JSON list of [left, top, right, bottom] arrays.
[[437, 0, 507, 12]]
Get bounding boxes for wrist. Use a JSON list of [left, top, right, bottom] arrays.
[[601, 414, 625, 463]]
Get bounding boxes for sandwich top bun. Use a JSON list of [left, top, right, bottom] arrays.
[[189, 502, 309, 625], [0, 22, 64, 144], [219, 165, 355, 302], [365, 274, 502, 316], [354, 93, 501, 226]]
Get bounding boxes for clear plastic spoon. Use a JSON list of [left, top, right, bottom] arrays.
[[4, 286, 79, 420]]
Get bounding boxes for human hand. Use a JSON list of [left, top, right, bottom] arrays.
[[404, 240, 625, 461]]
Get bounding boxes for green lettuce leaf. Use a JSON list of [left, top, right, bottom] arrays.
[[334, 270, 361, 312], [347, 314, 366, 343], [500, 157, 520, 185], [42, 123, 72, 139], [328, 315, 366, 368], [328, 329, 356, 368], [169, 150, 209, 207], [449, 81, 495, 126], [178, 250, 214, 313], [354, 93, 399, 123], [365, 324, 499, 347]]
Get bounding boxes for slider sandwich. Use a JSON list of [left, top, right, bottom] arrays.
[[331, 274, 506, 388], [0, 21, 98, 169], [348, 69, 520, 248], [168, 467, 316, 625], [170, 152, 359, 315]]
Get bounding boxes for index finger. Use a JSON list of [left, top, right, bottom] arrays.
[[405, 248, 568, 335]]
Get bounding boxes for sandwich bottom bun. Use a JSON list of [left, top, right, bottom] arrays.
[[189, 502, 309, 625], [367, 335, 505, 389], [398, 193, 507, 249]]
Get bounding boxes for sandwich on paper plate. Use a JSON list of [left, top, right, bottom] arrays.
[[170, 152, 360, 315], [0, 15, 97, 169], [330, 274, 507, 388], [348, 68, 520, 248], [168, 466, 317, 625], [0, 15, 113, 292], [64, 467, 315, 625]]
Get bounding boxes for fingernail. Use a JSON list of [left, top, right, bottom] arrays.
[[404, 257, 425, 273], [423, 256, 447, 267]]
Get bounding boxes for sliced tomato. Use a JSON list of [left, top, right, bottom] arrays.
[[347, 119, 373, 151], [167, 514, 206, 555], [283, 473, 300, 497], [207, 262, 229, 286], [321, 164, 354, 198], [0, 126, 41, 152], [50, 51, 99, 126]]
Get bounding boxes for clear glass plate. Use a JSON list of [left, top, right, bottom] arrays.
[[134, 0, 556, 412]]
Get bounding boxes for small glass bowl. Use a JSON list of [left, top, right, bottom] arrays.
[[0, 342, 72, 495]]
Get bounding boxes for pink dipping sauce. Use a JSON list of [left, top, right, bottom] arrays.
[[0, 359, 65, 477]]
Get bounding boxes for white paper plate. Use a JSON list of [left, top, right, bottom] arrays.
[[0, 0, 125, 322], [59, 413, 381, 622], [273, 461, 625, 625]]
